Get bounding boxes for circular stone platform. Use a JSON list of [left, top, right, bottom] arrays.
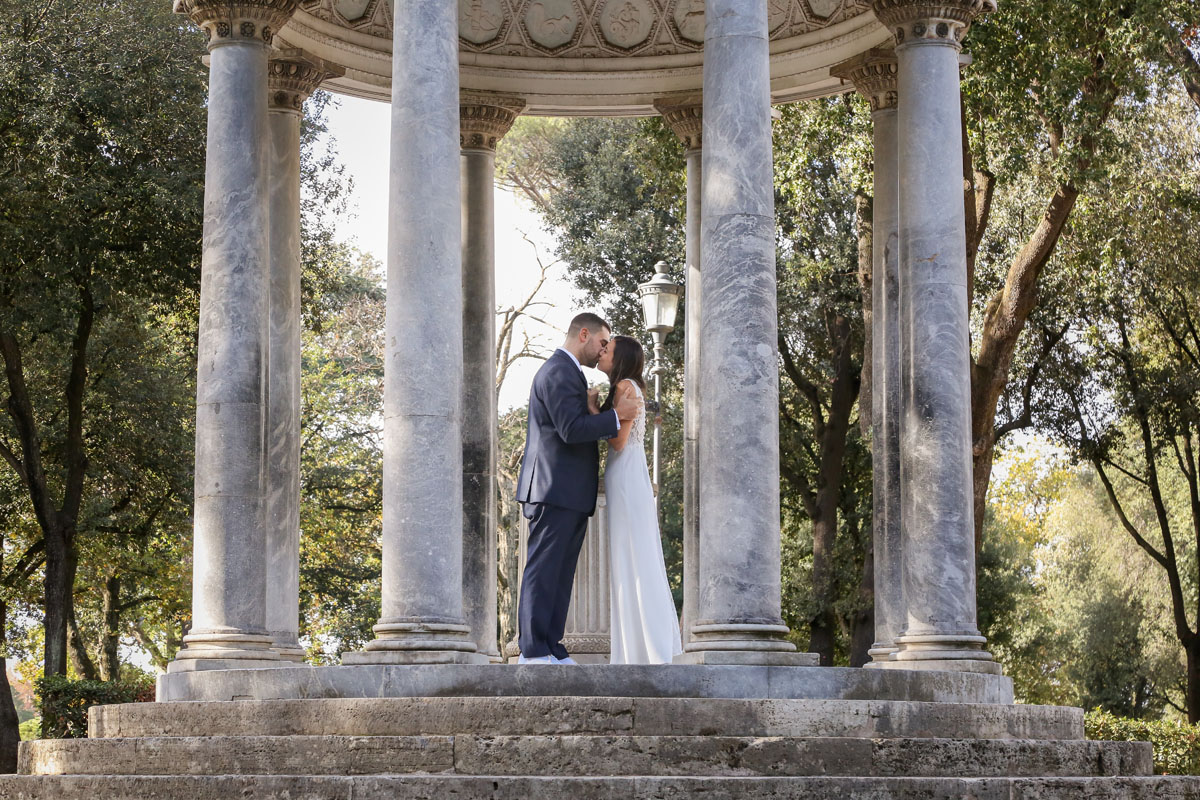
[[276, 0, 892, 111], [155, 663, 1014, 704]]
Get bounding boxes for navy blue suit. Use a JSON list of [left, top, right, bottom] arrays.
[[516, 349, 619, 658]]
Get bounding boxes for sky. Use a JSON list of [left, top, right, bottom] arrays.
[[318, 94, 609, 411]]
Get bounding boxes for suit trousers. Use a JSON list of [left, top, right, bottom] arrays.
[[518, 502, 589, 659]]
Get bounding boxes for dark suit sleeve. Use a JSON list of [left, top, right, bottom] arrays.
[[539, 365, 620, 445]]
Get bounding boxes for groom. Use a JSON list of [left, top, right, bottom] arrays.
[[516, 312, 642, 664]]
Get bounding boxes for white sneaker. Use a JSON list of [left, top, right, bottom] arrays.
[[517, 654, 554, 664], [553, 655, 579, 665]]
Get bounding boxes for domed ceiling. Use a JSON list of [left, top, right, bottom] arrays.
[[276, 0, 890, 113]]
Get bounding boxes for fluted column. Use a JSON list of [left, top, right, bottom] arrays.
[[264, 51, 341, 664], [676, 0, 812, 666], [460, 93, 525, 664], [831, 50, 903, 667], [655, 97, 702, 646], [344, 0, 486, 664], [169, 0, 298, 671], [872, 0, 1000, 672]]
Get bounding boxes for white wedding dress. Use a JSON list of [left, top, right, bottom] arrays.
[[606, 381, 683, 665]]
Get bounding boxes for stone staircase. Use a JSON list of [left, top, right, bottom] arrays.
[[3, 695, 1200, 798]]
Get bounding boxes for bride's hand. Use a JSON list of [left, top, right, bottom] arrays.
[[587, 386, 602, 414]]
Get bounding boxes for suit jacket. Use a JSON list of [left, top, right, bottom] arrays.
[[516, 349, 619, 516]]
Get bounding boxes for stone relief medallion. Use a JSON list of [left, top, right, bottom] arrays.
[[333, 0, 371, 21], [806, 0, 841, 19], [523, 0, 580, 49], [598, 0, 655, 49], [459, 0, 506, 44], [670, 0, 703, 43], [767, 0, 790, 31]]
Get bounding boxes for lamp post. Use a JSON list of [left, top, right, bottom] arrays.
[[637, 262, 682, 496]]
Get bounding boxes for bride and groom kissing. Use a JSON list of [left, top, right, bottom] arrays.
[[515, 312, 683, 665]]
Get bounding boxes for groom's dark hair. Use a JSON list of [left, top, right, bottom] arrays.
[[566, 312, 609, 338]]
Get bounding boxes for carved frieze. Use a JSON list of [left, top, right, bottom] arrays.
[[597, 0, 656, 50], [295, 0, 874, 58], [174, 0, 300, 47], [460, 0, 508, 44], [671, 0, 704, 43], [523, 0, 582, 50]]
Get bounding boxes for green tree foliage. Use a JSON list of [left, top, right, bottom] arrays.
[[298, 254, 384, 662], [0, 0, 207, 685], [961, 0, 1200, 548]]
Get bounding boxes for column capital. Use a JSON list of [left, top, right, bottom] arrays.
[[871, 1, 996, 49], [830, 48, 899, 112], [173, 0, 299, 49], [459, 93, 526, 151], [269, 50, 344, 113], [654, 96, 703, 152]]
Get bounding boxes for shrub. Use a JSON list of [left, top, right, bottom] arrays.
[[17, 717, 40, 741], [1086, 708, 1200, 775], [34, 675, 146, 739]]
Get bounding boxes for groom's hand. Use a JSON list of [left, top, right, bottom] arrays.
[[615, 390, 643, 422]]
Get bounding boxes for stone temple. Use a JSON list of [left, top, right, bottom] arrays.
[[6, 0, 1200, 796]]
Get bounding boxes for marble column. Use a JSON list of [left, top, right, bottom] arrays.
[[344, 0, 487, 664], [872, 0, 1001, 672], [654, 97, 702, 646], [264, 51, 341, 664], [169, 0, 298, 671], [830, 50, 903, 667], [676, 0, 812, 666], [459, 93, 525, 664]]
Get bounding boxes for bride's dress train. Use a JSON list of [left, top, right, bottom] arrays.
[[606, 382, 683, 665]]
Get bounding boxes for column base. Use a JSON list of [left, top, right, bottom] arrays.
[[169, 631, 282, 671], [682, 621, 809, 665], [345, 619, 486, 664], [342, 650, 490, 665], [269, 632, 307, 663], [673, 650, 819, 666], [865, 642, 899, 668], [889, 632, 1002, 674]]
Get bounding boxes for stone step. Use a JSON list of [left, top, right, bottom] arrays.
[[19, 734, 1151, 778], [1, 774, 1198, 799], [91, 696, 1084, 741]]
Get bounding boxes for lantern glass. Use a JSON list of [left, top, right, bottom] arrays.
[[640, 287, 679, 333], [638, 263, 682, 336]]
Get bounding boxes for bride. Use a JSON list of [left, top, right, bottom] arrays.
[[589, 335, 683, 665]]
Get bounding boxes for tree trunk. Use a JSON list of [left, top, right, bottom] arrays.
[[0, 602, 18, 772], [806, 314, 859, 666], [100, 575, 121, 681], [970, 184, 1080, 551], [63, 549, 96, 681], [848, 530, 875, 668], [1165, 34, 1200, 111], [1188, 642, 1200, 724], [42, 522, 69, 678]]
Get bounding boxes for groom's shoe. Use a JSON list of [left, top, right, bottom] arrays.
[[552, 655, 579, 665], [517, 654, 555, 664]]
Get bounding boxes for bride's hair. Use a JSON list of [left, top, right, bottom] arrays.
[[600, 335, 647, 413]]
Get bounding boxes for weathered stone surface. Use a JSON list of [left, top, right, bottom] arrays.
[[2, 774, 1199, 800], [20, 734, 1150, 778], [154, 663, 1014, 704], [21, 735, 454, 776], [91, 697, 1079, 741]]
